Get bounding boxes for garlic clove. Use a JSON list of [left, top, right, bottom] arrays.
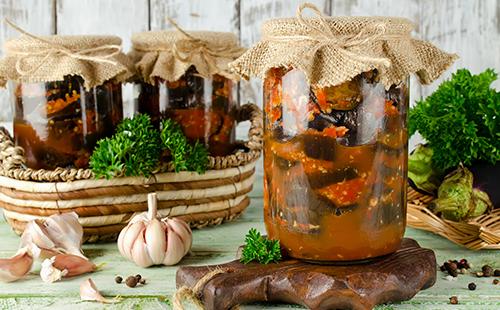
[[40, 257, 68, 283], [0, 250, 33, 282], [145, 218, 166, 265], [44, 212, 85, 259], [80, 278, 120, 304], [51, 254, 96, 278], [117, 224, 129, 258], [20, 220, 55, 251], [166, 218, 192, 256], [162, 226, 185, 266], [121, 222, 145, 261], [131, 232, 154, 267]]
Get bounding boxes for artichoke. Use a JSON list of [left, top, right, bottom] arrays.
[[408, 145, 444, 194], [430, 165, 492, 221]]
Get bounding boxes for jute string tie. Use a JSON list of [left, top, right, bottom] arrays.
[[266, 3, 396, 68], [4, 19, 121, 76], [134, 18, 245, 74], [173, 268, 229, 310]]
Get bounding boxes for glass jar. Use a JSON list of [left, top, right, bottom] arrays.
[[12, 75, 123, 170], [263, 68, 408, 262], [134, 66, 236, 156]]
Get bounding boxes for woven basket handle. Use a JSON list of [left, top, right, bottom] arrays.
[[0, 127, 25, 170], [236, 103, 263, 152]]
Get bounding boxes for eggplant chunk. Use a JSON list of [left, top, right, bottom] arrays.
[[307, 167, 359, 189], [303, 134, 337, 161]]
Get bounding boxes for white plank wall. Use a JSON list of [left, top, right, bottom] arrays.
[[0, 0, 54, 120], [0, 0, 498, 148]]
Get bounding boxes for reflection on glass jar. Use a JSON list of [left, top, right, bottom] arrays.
[[263, 68, 409, 262], [134, 66, 237, 157], [12, 75, 123, 170]]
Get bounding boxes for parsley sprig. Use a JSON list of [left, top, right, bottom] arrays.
[[240, 228, 282, 264], [161, 119, 208, 174], [409, 69, 500, 170], [90, 115, 208, 179]]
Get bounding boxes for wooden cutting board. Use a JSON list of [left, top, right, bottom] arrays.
[[176, 238, 436, 310]]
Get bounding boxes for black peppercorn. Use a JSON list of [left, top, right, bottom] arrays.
[[140, 279, 146, 285], [135, 274, 142, 281], [493, 279, 499, 285], [126, 276, 138, 288], [449, 296, 458, 305], [468, 282, 476, 290], [439, 264, 446, 272], [494, 269, 500, 277], [458, 259, 470, 269], [115, 276, 123, 284], [482, 265, 494, 277]]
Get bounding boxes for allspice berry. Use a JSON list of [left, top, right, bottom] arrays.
[[126, 276, 138, 288], [482, 265, 494, 277], [449, 296, 458, 305], [468, 282, 476, 290], [493, 279, 499, 285], [115, 276, 123, 284]]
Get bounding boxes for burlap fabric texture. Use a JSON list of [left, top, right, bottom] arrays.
[[230, 3, 458, 89], [0, 21, 134, 90], [130, 20, 246, 84]]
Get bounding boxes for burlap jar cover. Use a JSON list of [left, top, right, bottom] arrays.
[[129, 20, 246, 84], [0, 21, 134, 89], [230, 3, 458, 89]]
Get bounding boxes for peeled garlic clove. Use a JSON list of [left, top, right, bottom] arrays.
[[162, 226, 185, 266], [80, 278, 120, 304], [51, 254, 96, 278], [166, 218, 192, 255], [145, 218, 166, 264], [40, 257, 68, 283], [131, 233, 154, 268], [0, 250, 33, 282]]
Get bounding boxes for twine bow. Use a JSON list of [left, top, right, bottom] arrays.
[[4, 19, 122, 76], [267, 2, 393, 68]]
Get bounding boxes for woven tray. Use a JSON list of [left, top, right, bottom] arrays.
[[0, 103, 263, 243], [407, 187, 500, 250]]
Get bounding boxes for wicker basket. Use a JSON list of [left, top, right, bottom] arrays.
[[407, 187, 500, 250], [0, 103, 263, 242]]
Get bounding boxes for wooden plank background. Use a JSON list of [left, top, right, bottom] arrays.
[[0, 0, 498, 148]]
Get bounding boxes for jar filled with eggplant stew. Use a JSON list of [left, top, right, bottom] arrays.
[[0, 35, 132, 170], [230, 5, 457, 262], [130, 30, 245, 156]]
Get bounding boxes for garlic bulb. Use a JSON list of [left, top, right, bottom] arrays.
[[117, 193, 192, 267]]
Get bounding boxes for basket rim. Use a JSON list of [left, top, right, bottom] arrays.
[[406, 187, 500, 250]]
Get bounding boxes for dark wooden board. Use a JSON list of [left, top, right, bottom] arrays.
[[176, 238, 436, 310]]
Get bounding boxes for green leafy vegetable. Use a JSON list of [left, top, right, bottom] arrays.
[[161, 119, 208, 174], [240, 228, 282, 264], [409, 69, 500, 171], [90, 114, 162, 179]]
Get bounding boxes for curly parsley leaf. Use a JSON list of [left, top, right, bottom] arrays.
[[240, 228, 282, 264], [409, 69, 500, 170], [90, 114, 162, 179], [161, 119, 208, 173]]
